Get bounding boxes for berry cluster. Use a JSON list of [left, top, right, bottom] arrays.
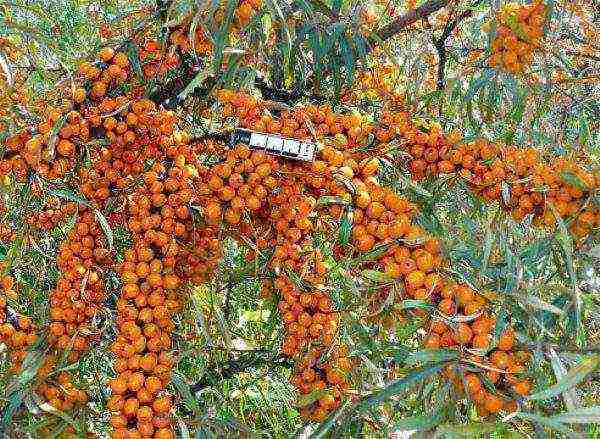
[[489, 1, 547, 74], [379, 114, 599, 239], [0, 276, 38, 373]]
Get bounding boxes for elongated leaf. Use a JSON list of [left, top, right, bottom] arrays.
[[464, 69, 494, 103], [480, 224, 495, 275], [436, 422, 509, 437], [316, 195, 349, 206], [548, 348, 579, 410], [522, 295, 564, 315], [338, 208, 352, 246], [296, 389, 328, 407], [527, 356, 600, 401], [45, 114, 67, 161], [394, 405, 445, 431], [126, 41, 143, 80], [359, 242, 392, 262], [510, 412, 580, 437], [95, 210, 114, 251], [361, 269, 392, 284], [48, 188, 90, 206], [405, 349, 459, 366], [171, 372, 198, 412], [354, 364, 444, 412], [340, 37, 355, 86], [551, 406, 600, 424], [549, 203, 582, 344], [178, 68, 212, 102], [399, 300, 434, 312], [559, 171, 587, 190], [37, 401, 82, 433]]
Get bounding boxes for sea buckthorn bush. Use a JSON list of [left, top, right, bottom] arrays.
[[0, 0, 598, 438]]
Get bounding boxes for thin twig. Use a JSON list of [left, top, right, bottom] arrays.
[[433, 9, 473, 93]]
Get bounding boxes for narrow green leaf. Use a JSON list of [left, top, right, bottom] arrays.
[[338, 208, 352, 246], [559, 171, 587, 190], [436, 422, 508, 437], [548, 347, 579, 411], [95, 209, 114, 251], [178, 68, 212, 102], [340, 37, 355, 86], [354, 364, 444, 412], [399, 300, 434, 312], [126, 41, 143, 80], [405, 349, 459, 366], [361, 269, 392, 284], [480, 227, 494, 276], [551, 406, 600, 424], [316, 195, 349, 206], [463, 69, 494, 104], [48, 188, 90, 206], [45, 114, 68, 161], [359, 242, 392, 262], [393, 405, 445, 431], [549, 203, 582, 344], [296, 389, 328, 407], [527, 356, 600, 402], [510, 412, 578, 437]]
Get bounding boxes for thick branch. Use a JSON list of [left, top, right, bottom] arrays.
[[370, 0, 449, 45]]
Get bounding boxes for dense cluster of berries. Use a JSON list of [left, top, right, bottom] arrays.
[[212, 91, 536, 420], [26, 199, 78, 231], [277, 275, 351, 421], [196, 143, 279, 226], [48, 210, 109, 357], [109, 181, 183, 439], [0, 275, 38, 373], [376, 113, 599, 239], [489, 2, 547, 73], [0, 275, 88, 415], [168, 0, 263, 58], [425, 283, 533, 415]]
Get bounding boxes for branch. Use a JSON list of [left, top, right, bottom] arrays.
[[190, 354, 293, 392], [433, 9, 473, 92], [370, 0, 449, 46], [254, 75, 302, 104], [309, 0, 337, 21]]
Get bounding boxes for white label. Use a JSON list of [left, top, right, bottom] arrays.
[[236, 129, 316, 162], [298, 142, 315, 161], [266, 136, 284, 153], [249, 132, 268, 149]]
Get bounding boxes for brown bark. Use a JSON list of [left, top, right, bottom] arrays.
[[371, 0, 450, 44]]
